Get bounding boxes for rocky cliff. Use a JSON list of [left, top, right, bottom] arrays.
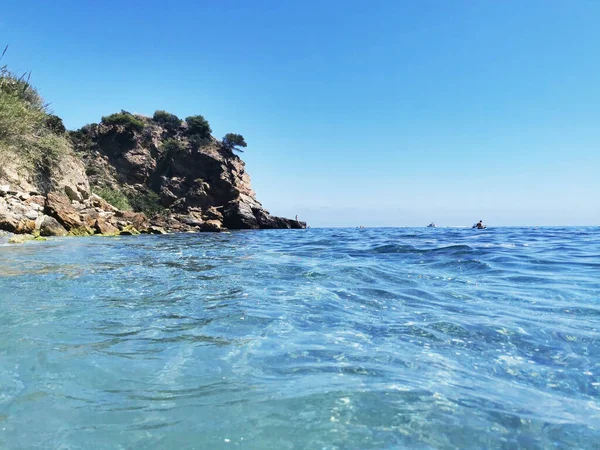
[[70, 111, 305, 233], [0, 73, 304, 238]]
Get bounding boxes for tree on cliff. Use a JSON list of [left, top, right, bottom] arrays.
[[222, 133, 247, 152], [185, 115, 212, 138]]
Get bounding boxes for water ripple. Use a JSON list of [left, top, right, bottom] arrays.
[[1, 227, 599, 449]]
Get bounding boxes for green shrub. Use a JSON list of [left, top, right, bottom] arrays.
[[0, 68, 70, 171], [0, 63, 44, 110], [85, 165, 101, 176], [162, 138, 186, 156], [222, 133, 247, 152], [101, 112, 144, 133], [45, 114, 66, 134], [70, 124, 98, 153], [185, 115, 211, 138], [126, 190, 164, 217], [95, 187, 131, 211], [153, 110, 181, 133]]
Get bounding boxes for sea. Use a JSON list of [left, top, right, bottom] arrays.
[[0, 227, 599, 449]]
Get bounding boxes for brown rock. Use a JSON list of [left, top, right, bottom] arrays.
[[94, 218, 119, 235], [15, 219, 36, 234], [39, 216, 68, 237], [26, 195, 46, 206], [88, 194, 117, 212], [119, 225, 140, 236], [67, 225, 95, 236], [0, 209, 35, 234], [202, 206, 223, 221], [45, 192, 82, 230], [80, 208, 100, 227], [0, 211, 19, 233], [114, 210, 149, 231], [199, 220, 222, 232], [148, 226, 167, 234]]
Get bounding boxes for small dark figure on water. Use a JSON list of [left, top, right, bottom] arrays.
[[475, 220, 485, 229]]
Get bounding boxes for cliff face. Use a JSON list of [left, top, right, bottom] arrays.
[[0, 113, 304, 238], [72, 115, 305, 232], [2, 59, 302, 237]]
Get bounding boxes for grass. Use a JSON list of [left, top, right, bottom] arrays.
[[0, 57, 72, 176]]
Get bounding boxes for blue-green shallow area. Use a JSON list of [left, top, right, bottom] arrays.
[[1, 228, 599, 449]]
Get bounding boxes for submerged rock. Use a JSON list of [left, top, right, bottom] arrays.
[[8, 234, 35, 244], [147, 226, 167, 235], [119, 225, 140, 236]]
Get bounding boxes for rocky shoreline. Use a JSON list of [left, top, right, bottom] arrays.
[[0, 182, 305, 242]]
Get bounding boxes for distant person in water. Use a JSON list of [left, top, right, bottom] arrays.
[[476, 220, 485, 229]]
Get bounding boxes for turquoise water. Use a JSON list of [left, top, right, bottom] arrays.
[[0, 227, 599, 449]]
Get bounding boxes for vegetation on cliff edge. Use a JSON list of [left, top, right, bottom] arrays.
[[0, 48, 72, 176]]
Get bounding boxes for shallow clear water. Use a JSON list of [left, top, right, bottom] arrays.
[[0, 227, 599, 449]]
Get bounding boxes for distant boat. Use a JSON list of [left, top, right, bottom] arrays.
[[427, 222, 437, 228]]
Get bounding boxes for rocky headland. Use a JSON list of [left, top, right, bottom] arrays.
[[0, 63, 305, 240]]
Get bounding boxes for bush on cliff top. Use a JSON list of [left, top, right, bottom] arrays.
[[101, 111, 145, 133], [153, 110, 181, 133], [185, 115, 212, 139]]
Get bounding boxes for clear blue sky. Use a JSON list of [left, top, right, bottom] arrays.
[[2, 1, 599, 226]]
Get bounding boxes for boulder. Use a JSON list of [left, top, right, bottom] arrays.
[[39, 216, 68, 237], [25, 195, 46, 207], [114, 210, 148, 231], [24, 209, 38, 221], [202, 206, 223, 221], [49, 156, 90, 202], [87, 194, 118, 212], [222, 198, 259, 229], [0, 211, 19, 233], [199, 220, 222, 232], [45, 192, 83, 230], [68, 225, 95, 236], [79, 208, 100, 227], [94, 218, 119, 235], [0, 209, 35, 234], [119, 225, 140, 236], [148, 226, 167, 235]]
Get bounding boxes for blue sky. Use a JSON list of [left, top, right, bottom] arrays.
[[2, 0, 599, 226]]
